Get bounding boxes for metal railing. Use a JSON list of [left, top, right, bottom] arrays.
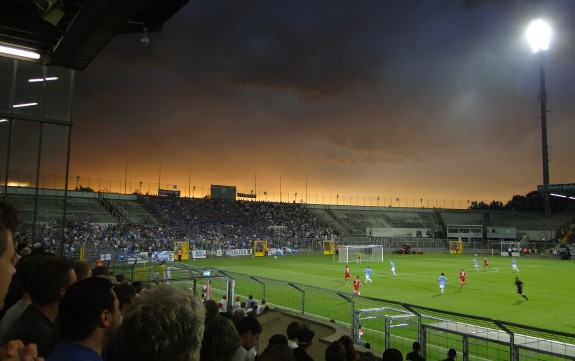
[[105, 259, 575, 361]]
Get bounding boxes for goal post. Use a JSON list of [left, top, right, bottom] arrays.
[[338, 245, 384, 263], [500, 241, 521, 257]]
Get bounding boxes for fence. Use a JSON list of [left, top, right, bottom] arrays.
[[106, 259, 575, 361]]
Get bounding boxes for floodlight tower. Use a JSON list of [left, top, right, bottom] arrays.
[[527, 19, 551, 216]]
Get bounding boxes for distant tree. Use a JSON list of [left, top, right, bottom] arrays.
[[75, 185, 94, 192], [469, 190, 574, 213], [503, 191, 542, 211], [469, 201, 489, 210], [488, 200, 505, 210]]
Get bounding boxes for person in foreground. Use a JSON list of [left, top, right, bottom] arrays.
[[47, 277, 121, 361], [109, 284, 205, 361], [0, 200, 43, 361]]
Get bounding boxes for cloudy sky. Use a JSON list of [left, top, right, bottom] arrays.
[[70, 0, 575, 205]]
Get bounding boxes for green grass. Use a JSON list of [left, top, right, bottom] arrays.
[[189, 253, 575, 335]]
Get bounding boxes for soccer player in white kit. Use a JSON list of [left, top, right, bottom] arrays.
[[364, 266, 373, 283], [512, 258, 520, 272]]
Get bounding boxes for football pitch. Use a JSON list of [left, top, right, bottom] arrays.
[[191, 253, 574, 334]]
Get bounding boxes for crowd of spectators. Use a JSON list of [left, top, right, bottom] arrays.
[[14, 197, 337, 256]]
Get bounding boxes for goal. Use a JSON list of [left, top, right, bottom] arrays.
[[338, 245, 384, 263]]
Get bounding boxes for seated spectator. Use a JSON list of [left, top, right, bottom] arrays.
[[442, 348, 456, 361], [47, 277, 121, 360], [204, 300, 220, 322], [200, 316, 241, 361], [232, 309, 246, 326], [247, 304, 258, 315], [115, 274, 128, 285], [338, 335, 357, 361], [265, 334, 288, 348], [382, 348, 403, 361], [220, 294, 228, 312], [130, 281, 143, 295], [325, 341, 346, 361], [110, 284, 205, 361], [357, 352, 376, 361], [113, 284, 136, 316], [232, 296, 242, 313], [355, 324, 366, 346], [258, 344, 294, 361], [91, 267, 111, 279], [1, 256, 76, 358], [293, 328, 315, 361], [257, 299, 268, 314], [73, 260, 91, 281], [405, 341, 424, 361], [234, 315, 262, 361], [286, 322, 300, 349], [246, 295, 255, 309]]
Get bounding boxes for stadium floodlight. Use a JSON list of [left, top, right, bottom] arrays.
[[527, 18, 551, 216], [527, 19, 551, 53], [0, 45, 41, 60]]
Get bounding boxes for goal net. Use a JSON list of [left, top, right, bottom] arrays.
[[338, 245, 384, 263]]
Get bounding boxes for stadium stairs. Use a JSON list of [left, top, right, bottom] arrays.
[[257, 308, 377, 360]]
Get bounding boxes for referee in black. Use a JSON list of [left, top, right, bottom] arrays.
[[515, 277, 528, 300]]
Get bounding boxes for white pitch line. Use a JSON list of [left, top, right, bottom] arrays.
[[219, 266, 341, 280]]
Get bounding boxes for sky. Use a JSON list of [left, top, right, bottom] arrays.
[[69, 0, 575, 206]]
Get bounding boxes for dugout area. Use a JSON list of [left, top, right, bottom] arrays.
[[174, 241, 190, 260], [254, 240, 268, 257], [323, 240, 335, 255], [449, 239, 463, 254]]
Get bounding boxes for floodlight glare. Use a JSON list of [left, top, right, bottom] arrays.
[[527, 19, 551, 53], [0, 45, 41, 60], [12, 103, 38, 108], [28, 77, 59, 82]]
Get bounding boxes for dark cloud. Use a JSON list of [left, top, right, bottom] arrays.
[[69, 0, 575, 201]]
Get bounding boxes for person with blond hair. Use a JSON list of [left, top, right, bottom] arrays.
[[110, 285, 205, 361]]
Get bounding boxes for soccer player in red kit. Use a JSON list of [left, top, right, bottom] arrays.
[[459, 269, 466, 289], [353, 276, 361, 295], [344, 265, 351, 284], [483, 258, 491, 270]]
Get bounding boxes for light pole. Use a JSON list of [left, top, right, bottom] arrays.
[[527, 19, 551, 216], [192, 186, 196, 198]]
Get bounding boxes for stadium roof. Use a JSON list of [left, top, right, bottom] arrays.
[[0, 0, 189, 70]]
